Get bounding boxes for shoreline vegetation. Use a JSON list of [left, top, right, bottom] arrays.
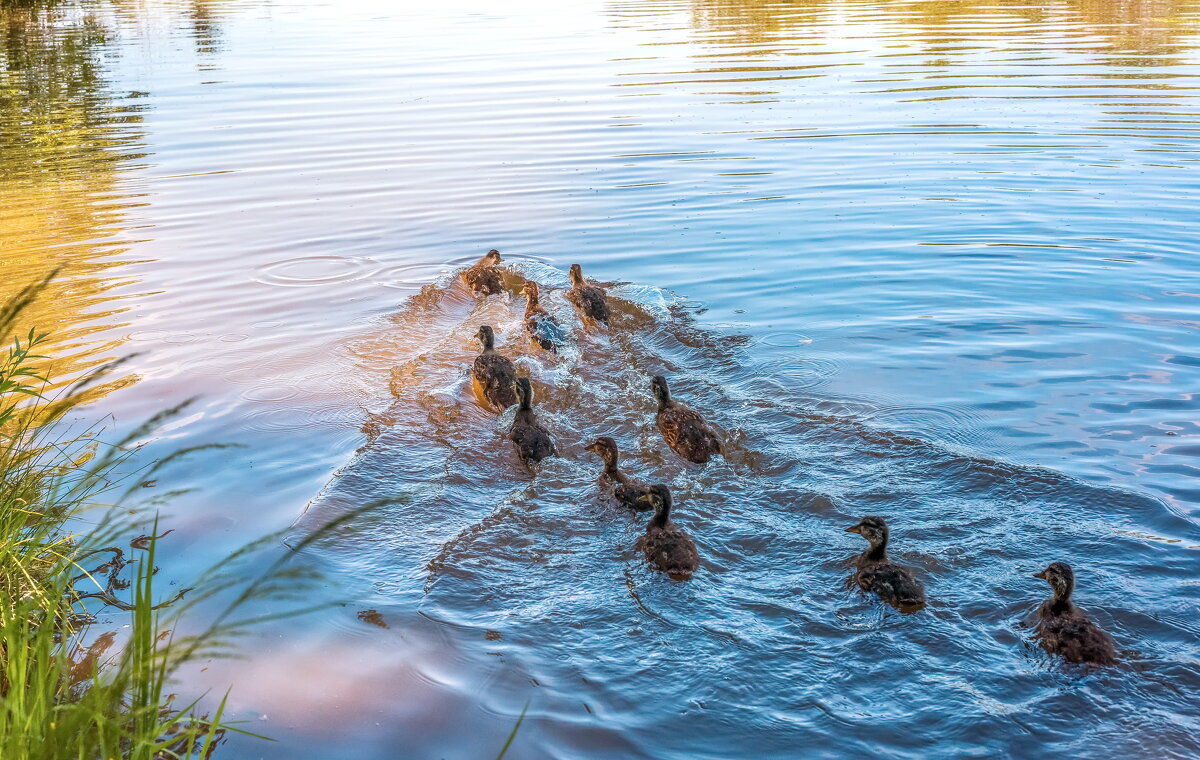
[[0, 277, 343, 760], [0, 276, 527, 759]]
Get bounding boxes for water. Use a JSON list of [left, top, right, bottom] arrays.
[[2, 0, 1200, 757]]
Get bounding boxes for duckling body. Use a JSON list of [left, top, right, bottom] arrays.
[[1032, 562, 1116, 666], [509, 377, 555, 470], [584, 437, 651, 511], [846, 516, 925, 611], [636, 485, 699, 580], [461, 249, 505, 297], [566, 264, 610, 326], [471, 326, 518, 412], [650, 376, 721, 464], [521, 281, 566, 353]]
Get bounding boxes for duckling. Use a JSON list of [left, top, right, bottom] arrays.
[[1031, 562, 1116, 666], [471, 326, 518, 412], [584, 437, 651, 511], [509, 377, 555, 470], [845, 516, 926, 611], [566, 264, 610, 326], [650, 375, 721, 464], [636, 484, 699, 580], [461, 249, 505, 296], [520, 281, 566, 353]]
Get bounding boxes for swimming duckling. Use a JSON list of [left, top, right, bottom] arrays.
[[520, 281, 566, 353], [566, 264, 610, 326], [845, 516, 926, 611], [471, 325, 518, 412], [650, 375, 721, 464], [461, 249, 505, 297], [1031, 562, 1116, 666], [636, 484, 699, 580], [509, 377, 555, 470], [584, 437, 651, 511]]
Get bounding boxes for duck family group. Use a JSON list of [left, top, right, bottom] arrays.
[[457, 248, 1118, 667]]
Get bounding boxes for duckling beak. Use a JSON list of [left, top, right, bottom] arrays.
[[637, 493, 653, 505], [1033, 569, 1048, 580], [493, 253, 504, 263], [845, 524, 863, 534], [584, 442, 598, 453]]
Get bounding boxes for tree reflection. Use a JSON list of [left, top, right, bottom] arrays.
[[0, 0, 147, 396], [684, 0, 1198, 62]]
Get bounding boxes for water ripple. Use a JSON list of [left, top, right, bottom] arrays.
[[252, 255, 380, 287]]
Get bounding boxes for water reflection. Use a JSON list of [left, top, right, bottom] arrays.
[[4, 0, 1198, 757], [184, 0, 226, 58], [0, 1, 146, 393], [683, 0, 1197, 62]]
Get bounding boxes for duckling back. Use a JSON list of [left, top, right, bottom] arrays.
[[657, 404, 721, 464], [462, 250, 505, 296], [464, 266, 504, 296], [1035, 605, 1116, 665], [638, 523, 699, 580], [472, 352, 518, 411], [853, 560, 925, 610], [508, 378, 555, 469], [567, 283, 610, 325], [510, 414, 555, 467]]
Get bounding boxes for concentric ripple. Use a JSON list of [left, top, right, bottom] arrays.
[[252, 255, 380, 287]]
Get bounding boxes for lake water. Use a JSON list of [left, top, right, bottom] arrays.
[[3, 0, 1200, 757]]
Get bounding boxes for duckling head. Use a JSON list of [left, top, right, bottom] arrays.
[[569, 264, 585, 287], [650, 375, 672, 409], [520, 280, 541, 304], [511, 376, 534, 409], [637, 483, 673, 526], [846, 515, 889, 551], [477, 325, 496, 350], [585, 436, 619, 468], [1034, 561, 1075, 601], [484, 249, 504, 265]]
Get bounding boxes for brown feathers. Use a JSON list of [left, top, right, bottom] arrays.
[[846, 516, 926, 612], [584, 437, 652, 511], [461, 249, 505, 296], [1032, 562, 1117, 666], [471, 326, 518, 411], [566, 264, 611, 326], [509, 377, 556, 471], [636, 485, 699, 580], [650, 375, 721, 464], [520, 281, 566, 353]]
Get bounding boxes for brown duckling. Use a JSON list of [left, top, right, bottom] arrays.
[[566, 264, 610, 326], [636, 484, 699, 580], [650, 375, 721, 464], [1031, 562, 1116, 666], [584, 437, 652, 511], [509, 377, 555, 470], [461, 249, 505, 297], [471, 326, 518, 412], [520, 281, 566, 354], [846, 516, 926, 611]]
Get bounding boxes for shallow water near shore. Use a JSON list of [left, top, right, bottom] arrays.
[[3, 0, 1200, 757]]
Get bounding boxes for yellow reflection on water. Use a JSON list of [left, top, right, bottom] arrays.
[[684, 0, 1197, 61], [0, 2, 145, 395]]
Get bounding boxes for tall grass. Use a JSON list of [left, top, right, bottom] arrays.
[[0, 275, 531, 759], [0, 276, 336, 760]]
